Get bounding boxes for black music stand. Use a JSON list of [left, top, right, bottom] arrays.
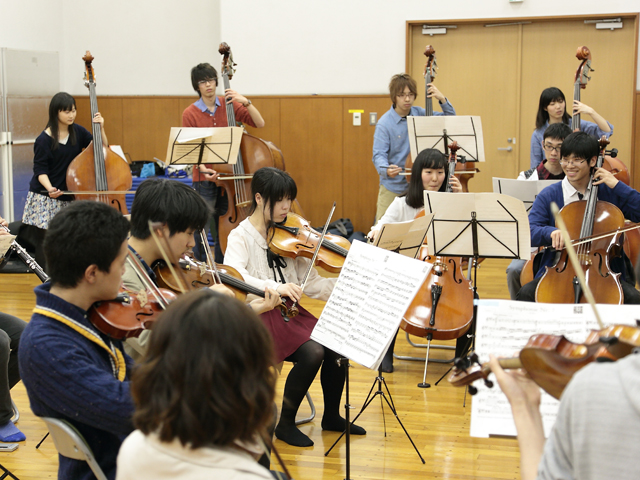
[[421, 192, 530, 389], [164, 126, 242, 171]]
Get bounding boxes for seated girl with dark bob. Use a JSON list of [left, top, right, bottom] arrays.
[[116, 290, 277, 480]]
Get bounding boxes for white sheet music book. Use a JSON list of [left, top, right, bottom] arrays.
[[310, 241, 432, 370], [374, 213, 434, 258], [406, 115, 485, 163], [492, 178, 561, 213], [469, 300, 640, 438]]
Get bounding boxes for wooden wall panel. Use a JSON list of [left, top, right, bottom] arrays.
[[635, 91, 640, 188], [342, 96, 390, 232], [244, 97, 281, 148], [75, 97, 124, 149], [279, 97, 343, 226]]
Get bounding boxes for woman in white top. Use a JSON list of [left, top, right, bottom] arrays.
[[117, 290, 276, 480], [224, 167, 366, 448], [368, 148, 462, 243], [368, 148, 462, 372]]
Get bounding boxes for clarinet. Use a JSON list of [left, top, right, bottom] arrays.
[[1, 225, 49, 283]]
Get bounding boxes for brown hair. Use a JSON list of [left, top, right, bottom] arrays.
[[389, 73, 418, 106], [131, 290, 276, 448]]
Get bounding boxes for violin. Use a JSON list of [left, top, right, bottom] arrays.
[[401, 142, 474, 342], [269, 212, 350, 274], [153, 254, 295, 318], [214, 43, 304, 253], [535, 137, 625, 304], [448, 324, 640, 399], [571, 46, 629, 185], [404, 45, 479, 191], [89, 286, 177, 340], [89, 251, 177, 340], [66, 51, 132, 214]]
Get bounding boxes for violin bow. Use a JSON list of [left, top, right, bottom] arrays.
[[125, 251, 172, 310], [289, 202, 337, 313], [148, 221, 190, 294], [550, 202, 604, 328], [199, 229, 223, 284]]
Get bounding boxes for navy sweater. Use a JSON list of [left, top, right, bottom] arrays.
[[19, 283, 134, 480], [529, 180, 640, 280]]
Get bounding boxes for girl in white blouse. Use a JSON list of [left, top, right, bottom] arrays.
[[368, 148, 462, 372], [224, 167, 366, 448]]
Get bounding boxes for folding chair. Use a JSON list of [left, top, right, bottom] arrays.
[[39, 417, 108, 480]]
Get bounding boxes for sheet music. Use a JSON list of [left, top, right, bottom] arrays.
[[311, 241, 431, 370], [375, 213, 433, 258], [0, 235, 16, 258], [406, 115, 485, 163], [424, 192, 530, 259], [492, 178, 561, 213], [469, 300, 640, 438]]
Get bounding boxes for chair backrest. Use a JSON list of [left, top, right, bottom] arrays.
[[40, 417, 108, 480]]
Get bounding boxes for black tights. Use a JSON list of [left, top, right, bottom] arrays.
[[280, 340, 344, 425]]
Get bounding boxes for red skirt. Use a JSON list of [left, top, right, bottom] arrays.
[[260, 305, 317, 363]]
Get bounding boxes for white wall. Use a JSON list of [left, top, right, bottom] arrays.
[[0, 0, 638, 95], [220, 0, 640, 95]]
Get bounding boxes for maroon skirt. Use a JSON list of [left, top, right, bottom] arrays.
[[260, 305, 318, 363]]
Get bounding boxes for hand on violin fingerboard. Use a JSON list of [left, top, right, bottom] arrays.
[[592, 167, 618, 189], [250, 288, 282, 315]]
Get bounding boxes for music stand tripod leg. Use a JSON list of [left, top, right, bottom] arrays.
[[325, 368, 425, 464]]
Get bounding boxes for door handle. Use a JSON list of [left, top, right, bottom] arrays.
[[497, 147, 513, 152]]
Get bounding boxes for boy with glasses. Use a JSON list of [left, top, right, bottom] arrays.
[[182, 63, 265, 262], [372, 73, 455, 220], [516, 131, 640, 303], [506, 123, 572, 299]]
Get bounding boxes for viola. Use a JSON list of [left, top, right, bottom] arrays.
[[213, 42, 304, 253], [404, 45, 479, 191], [269, 212, 350, 274], [401, 142, 474, 342], [89, 286, 177, 340], [535, 137, 625, 304], [448, 324, 640, 399], [571, 46, 629, 185], [66, 51, 132, 214], [153, 254, 294, 318]]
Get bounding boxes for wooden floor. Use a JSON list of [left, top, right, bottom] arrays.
[[0, 259, 517, 480]]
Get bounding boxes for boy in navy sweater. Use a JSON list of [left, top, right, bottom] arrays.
[[19, 201, 132, 480], [517, 132, 640, 303]]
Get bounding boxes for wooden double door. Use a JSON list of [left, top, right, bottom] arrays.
[[407, 15, 638, 192]]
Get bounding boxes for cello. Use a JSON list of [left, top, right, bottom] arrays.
[[401, 142, 475, 386], [404, 45, 479, 191], [66, 51, 132, 214], [535, 137, 625, 304], [214, 42, 301, 253]]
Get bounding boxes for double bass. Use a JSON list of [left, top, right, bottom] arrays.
[[214, 42, 299, 252], [404, 45, 479, 191], [66, 51, 132, 214]]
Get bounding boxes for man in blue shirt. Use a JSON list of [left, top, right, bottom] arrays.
[[372, 73, 456, 221]]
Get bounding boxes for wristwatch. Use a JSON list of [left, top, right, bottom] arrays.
[[244, 99, 252, 108]]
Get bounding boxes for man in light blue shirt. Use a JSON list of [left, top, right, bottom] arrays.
[[372, 73, 455, 221]]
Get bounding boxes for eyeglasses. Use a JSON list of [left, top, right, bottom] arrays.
[[198, 78, 217, 86], [543, 143, 562, 153], [396, 92, 416, 100], [559, 157, 587, 166]]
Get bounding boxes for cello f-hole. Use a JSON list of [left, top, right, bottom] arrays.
[[448, 258, 463, 284]]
